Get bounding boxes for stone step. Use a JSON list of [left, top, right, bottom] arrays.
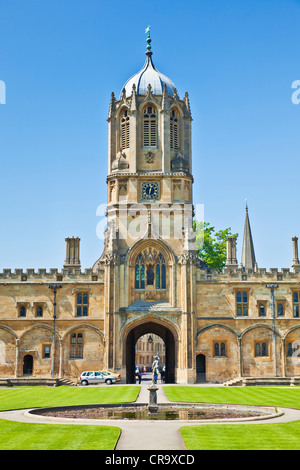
[[0, 378, 76, 387], [224, 377, 300, 387]]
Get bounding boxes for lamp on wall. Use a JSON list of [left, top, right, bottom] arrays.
[[148, 335, 153, 344]]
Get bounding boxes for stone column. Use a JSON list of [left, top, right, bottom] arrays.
[[181, 258, 188, 313], [238, 336, 242, 378], [59, 339, 63, 378], [172, 263, 177, 307], [282, 338, 286, 378], [179, 257, 189, 381], [113, 256, 120, 370], [15, 339, 20, 378]]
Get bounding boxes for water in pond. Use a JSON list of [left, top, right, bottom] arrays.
[[41, 405, 264, 421]]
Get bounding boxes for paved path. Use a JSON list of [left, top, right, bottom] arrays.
[[117, 379, 300, 449], [1, 379, 300, 450], [116, 378, 185, 450]]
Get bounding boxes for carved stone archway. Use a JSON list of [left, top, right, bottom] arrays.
[[122, 316, 178, 384]]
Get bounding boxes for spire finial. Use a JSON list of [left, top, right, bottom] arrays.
[[145, 25, 152, 54], [241, 201, 257, 270], [245, 198, 248, 212]]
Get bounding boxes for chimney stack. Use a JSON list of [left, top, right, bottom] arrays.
[[64, 237, 81, 270], [292, 236, 300, 272], [225, 237, 238, 268]]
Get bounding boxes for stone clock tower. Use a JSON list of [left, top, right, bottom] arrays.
[[2, 31, 300, 388], [93, 31, 200, 383]]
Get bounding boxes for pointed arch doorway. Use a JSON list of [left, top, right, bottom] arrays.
[[196, 354, 206, 383], [23, 354, 33, 376], [125, 321, 176, 384]]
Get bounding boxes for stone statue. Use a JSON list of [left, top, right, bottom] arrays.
[[152, 355, 159, 384]]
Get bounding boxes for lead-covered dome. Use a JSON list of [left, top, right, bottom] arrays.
[[121, 51, 176, 98]]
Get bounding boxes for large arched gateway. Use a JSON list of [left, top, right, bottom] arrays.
[[124, 320, 177, 384]]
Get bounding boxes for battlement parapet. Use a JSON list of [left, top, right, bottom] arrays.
[[0, 267, 104, 283], [198, 266, 300, 282]]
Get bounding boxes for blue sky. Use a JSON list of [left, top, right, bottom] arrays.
[[0, 0, 300, 270]]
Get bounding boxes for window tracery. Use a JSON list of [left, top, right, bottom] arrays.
[[134, 249, 166, 290]]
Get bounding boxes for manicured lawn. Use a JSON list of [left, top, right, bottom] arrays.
[[180, 421, 300, 450], [0, 385, 140, 411], [164, 386, 300, 450], [0, 385, 139, 450], [0, 419, 120, 450], [163, 386, 300, 409]]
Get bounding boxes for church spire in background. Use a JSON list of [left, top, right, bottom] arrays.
[[241, 202, 258, 271]]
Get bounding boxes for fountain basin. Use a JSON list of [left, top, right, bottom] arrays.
[[26, 403, 283, 422]]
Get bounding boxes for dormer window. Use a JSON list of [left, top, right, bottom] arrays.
[[120, 109, 130, 149], [143, 106, 157, 147], [170, 109, 179, 150]]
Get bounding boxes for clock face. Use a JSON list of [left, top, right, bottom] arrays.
[[141, 182, 159, 200]]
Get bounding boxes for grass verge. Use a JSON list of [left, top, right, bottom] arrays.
[[0, 385, 140, 411], [163, 386, 300, 450], [163, 386, 300, 409], [0, 385, 138, 450], [180, 421, 300, 450], [0, 419, 120, 450]]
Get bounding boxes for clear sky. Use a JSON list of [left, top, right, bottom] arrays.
[[0, 0, 300, 271]]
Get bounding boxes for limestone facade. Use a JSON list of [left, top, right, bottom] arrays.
[[0, 41, 300, 384], [135, 334, 165, 371]]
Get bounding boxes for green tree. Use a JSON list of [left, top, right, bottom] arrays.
[[193, 221, 238, 271]]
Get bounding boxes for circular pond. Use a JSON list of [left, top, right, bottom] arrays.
[[28, 403, 283, 422]]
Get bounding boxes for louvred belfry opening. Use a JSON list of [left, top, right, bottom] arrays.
[[143, 106, 157, 147], [121, 109, 130, 149]]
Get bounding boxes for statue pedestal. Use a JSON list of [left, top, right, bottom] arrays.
[[147, 383, 159, 414]]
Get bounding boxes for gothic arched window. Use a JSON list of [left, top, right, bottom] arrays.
[[170, 108, 179, 150], [135, 251, 166, 290], [156, 253, 166, 289], [135, 253, 145, 290], [120, 108, 130, 149], [143, 105, 157, 147]]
